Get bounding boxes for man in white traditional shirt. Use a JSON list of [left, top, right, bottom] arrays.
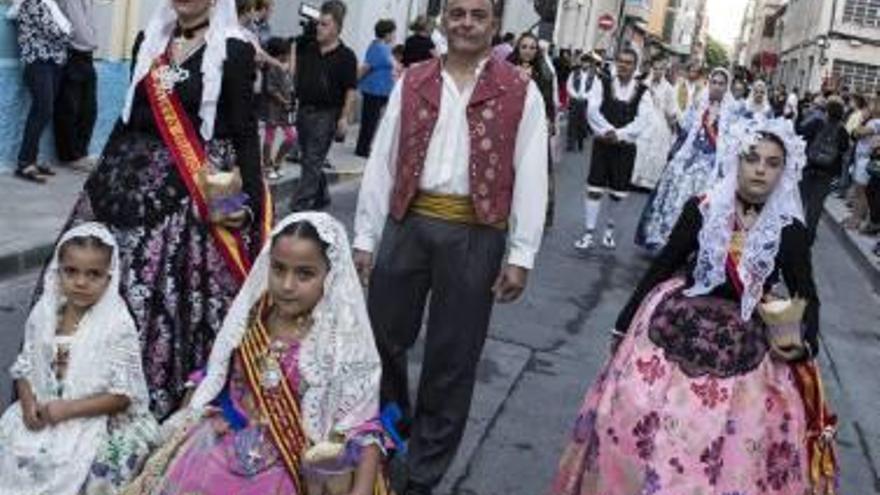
[[574, 47, 654, 251], [352, 0, 548, 492], [566, 51, 599, 151]]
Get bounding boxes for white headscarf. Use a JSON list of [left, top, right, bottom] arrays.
[[742, 80, 773, 119], [5, 223, 152, 491], [685, 118, 807, 321], [670, 67, 736, 169], [122, 0, 247, 141], [11, 223, 149, 407], [188, 212, 382, 444]]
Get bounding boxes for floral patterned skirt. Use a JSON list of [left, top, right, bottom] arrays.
[[548, 277, 811, 495], [61, 131, 260, 418]]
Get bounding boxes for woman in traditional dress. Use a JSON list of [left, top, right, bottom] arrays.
[[508, 32, 557, 226], [548, 118, 837, 495], [55, 0, 270, 418], [632, 57, 678, 190], [635, 67, 735, 252], [0, 223, 159, 494], [124, 212, 386, 495], [731, 80, 774, 122]]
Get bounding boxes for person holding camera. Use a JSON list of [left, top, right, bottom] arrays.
[[290, 0, 357, 211]]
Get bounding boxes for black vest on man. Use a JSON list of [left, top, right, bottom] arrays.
[[587, 77, 648, 193]]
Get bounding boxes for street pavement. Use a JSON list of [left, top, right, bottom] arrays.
[[1, 141, 879, 494]]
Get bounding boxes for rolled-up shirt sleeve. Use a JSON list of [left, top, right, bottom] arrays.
[[353, 77, 403, 253], [507, 82, 549, 270]]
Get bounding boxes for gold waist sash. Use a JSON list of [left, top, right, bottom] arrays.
[[410, 192, 507, 230]]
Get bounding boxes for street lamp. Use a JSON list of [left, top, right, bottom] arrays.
[[817, 34, 829, 66]]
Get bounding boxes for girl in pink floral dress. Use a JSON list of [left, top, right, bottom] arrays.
[[549, 118, 838, 495], [124, 212, 388, 495]]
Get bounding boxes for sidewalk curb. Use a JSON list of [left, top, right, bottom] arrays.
[[822, 204, 880, 295], [0, 170, 360, 281]]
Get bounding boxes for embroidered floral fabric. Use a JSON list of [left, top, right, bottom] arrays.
[[548, 278, 810, 495], [648, 286, 769, 379]]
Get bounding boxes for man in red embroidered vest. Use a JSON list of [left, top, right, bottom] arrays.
[[352, 1, 548, 493]]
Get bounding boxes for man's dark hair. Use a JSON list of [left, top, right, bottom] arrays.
[[445, 0, 501, 17], [502, 32, 515, 43], [617, 47, 638, 63], [826, 98, 845, 121], [374, 19, 397, 39], [852, 94, 868, 109], [320, 0, 347, 29]]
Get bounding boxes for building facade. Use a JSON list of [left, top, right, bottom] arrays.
[[776, 0, 880, 94], [733, 0, 785, 77], [554, 0, 621, 52]]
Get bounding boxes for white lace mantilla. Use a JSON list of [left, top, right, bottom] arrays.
[[188, 212, 382, 444], [685, 118, 807, 320]]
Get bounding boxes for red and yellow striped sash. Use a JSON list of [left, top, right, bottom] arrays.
[[144, 55, 271, 283], [238, 296, 309, 492]]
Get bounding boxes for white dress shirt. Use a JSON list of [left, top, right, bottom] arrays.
[[354, 63, 549, 269], [586, 76, 655, 143], [567, 69, 593, 101]]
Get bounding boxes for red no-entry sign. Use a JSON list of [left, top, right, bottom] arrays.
[[598, 14, 615, 31]]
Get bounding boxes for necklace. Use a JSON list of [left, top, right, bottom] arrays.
[[258, 312, 312, 390]]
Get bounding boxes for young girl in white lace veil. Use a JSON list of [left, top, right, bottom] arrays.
[[124, 212, 387, 495], [0, 223, 159, 495]]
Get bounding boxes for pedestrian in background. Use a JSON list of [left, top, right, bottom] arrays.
[[402, 15, 436, 67], [251, 0, 273, 47], [291, 0, 357, 211], [566, 53, 597, 152], [54, 0, 98, 171], [262, 37, 297, 181], [509, 32, 557, 227], [577, 48, 654, 251], [799, 96, 850, 245], [7, 0, 71, 184], [846, 98, 880, 231], [355, 18, 397, 158]]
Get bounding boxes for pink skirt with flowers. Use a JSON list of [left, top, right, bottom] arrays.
[[548, 277, 811, 495]]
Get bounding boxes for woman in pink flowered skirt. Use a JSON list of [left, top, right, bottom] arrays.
[[549, 118, 837, 495]]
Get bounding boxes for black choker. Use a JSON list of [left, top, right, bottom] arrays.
[[737, 194, 765, 215], [173, 19, 210, 40]]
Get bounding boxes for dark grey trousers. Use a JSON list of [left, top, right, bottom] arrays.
[[291, 106, 337, 210], [368, 214, 506, 489]]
